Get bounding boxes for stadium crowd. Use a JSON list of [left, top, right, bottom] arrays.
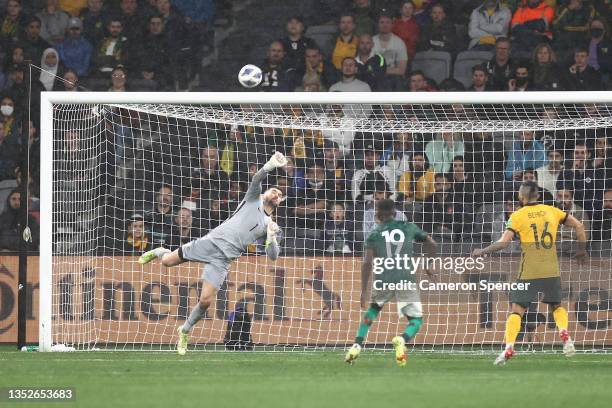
[[0, 0, 610, 255]]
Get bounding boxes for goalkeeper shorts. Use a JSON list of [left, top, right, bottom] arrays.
[[181, 235, 232, 289], [371, 288, 422, 318]]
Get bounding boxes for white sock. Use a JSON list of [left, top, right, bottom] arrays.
[[153, 247, 171, 258]]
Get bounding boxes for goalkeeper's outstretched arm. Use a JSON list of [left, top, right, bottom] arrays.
[[245, 152, 288, 201], [265, 221, 281, 260]]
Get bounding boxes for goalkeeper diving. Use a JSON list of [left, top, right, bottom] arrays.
[[345, 199, 438, 367], [472, 181, 587, 365], [138, 152, 287, 355]]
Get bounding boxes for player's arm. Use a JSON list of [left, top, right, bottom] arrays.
[[360, 248, 375, 309], [245, 152, 288, 201], [564, 214, 587, 263], [265, 221, 281, 260], [472, 229, 515, 257]]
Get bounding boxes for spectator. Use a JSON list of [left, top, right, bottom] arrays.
[[59, 0, 88, 16], [329, 56, 371, 92], [92, 17, 128, 76], [39, 47, 63, 91], [468, 0, 512, 50], [331, 13, 358, 70], [322, 140, 350, 202], [108, 65, 127, 91], [536, 147, 563, 195], [361, 188, 406, 240], [392, 1, 420, 60], [565, 46, 604, 90], [298, 46, 338, 90], [587, 17, 612, 77], [5, 64, 44, 115], [450, 156, 476, 237], [0, 189, 38, 250], [118, 0, 145, 43], [425, 132, 465, 173], [351, 0, 376, 36], [464, 132, 505, 203], [0, 120, 19, 181], [155, 0, 193, 90], [556, 188, 590, 249], [290, 161, 331, 231], [592, 135, 612, 178], [351, 143, 392, 202], [507, 61, 532, 91], [130, 14, 173, 90], [553, 0, 596, 55], [422, 173, 455, 238], [20, 16, 52, 64], [324, 202, 354, 253], [260, 41, 297, 92], [355, 33, 386, 90], [80, 0, 106, 48], [171, 0, 215, 70], [0, 0, 27, 51], [520, 169, 555, 204], [556, 142, 607, 212], [121, 214, 151, 253], [169, 207, 197, 249], [417, 3, 457, 56], [408, 69, 435, 91], [397, 151, 436, 202], [593, 189, 612, 242], [505, 130, 547, 180], [37, 0, 70, 45], [484, 37, 514, 90], [531, 42, 564, 90], [468, 64, 491, 91], [510, 0, 554, 58], [218, 125, 258, 178], [143, 184, 174, 244], [380, 132, 416, 186], [189, 145, 231, 204], [372, 11, 408, 88], [280, 15, 317, 71], [56, 16, 93, 77], [58, 68, 79, 90]]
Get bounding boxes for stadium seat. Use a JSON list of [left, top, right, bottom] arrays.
[[305, 25, 338, 58], [411, 51, 453, 86], [453, 50, 494, 88]]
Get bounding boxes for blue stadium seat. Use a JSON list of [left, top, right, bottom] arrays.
[[453, 50, 494, 88], [411, 51, 453, 86]]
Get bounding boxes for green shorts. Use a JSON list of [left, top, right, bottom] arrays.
[[510, 277, 562, 308]]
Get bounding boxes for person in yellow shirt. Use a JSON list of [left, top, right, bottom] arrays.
[[332, 13, 359, 70], [473, 181, 586, 365], [397, 152, 436, 201], [59, 0, 88, 16]]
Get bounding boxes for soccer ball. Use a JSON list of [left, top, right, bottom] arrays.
[[238, 64, 263, 88]]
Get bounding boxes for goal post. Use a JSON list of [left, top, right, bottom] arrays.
[[39, 91, 612, 352]]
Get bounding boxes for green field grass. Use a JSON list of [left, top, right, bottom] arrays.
[[1, 348, 611, 408]]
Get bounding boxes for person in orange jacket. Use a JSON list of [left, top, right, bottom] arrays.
[[511, 0, 555, 58]]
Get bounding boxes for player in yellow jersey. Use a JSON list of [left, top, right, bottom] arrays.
[[473, 181, 587, 365]]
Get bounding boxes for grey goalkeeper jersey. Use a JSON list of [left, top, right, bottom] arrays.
[[206, 168, 280, 260]]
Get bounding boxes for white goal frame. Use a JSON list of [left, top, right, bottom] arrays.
[[39, 91, 612, 351]]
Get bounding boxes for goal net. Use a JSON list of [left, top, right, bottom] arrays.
[[40, 92, 612, 352]]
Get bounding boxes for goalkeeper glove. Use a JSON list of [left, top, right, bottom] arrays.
[[266, 221, 280, 246], [263, 152, 288, 171]]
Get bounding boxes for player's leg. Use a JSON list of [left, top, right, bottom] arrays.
[[345, 302, 383, 364], [176, 278, 217, 355], [494, 302, 526, 365], [392, 302, 423, 367], [548, 303, 575, 357]]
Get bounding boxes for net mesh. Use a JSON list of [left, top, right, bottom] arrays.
[[48, 101, 612, 352]]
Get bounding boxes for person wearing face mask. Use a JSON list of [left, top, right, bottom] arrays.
[[510, 0, 555, 59], [587, 17, 612, 79], [0, 95, 20, 149], [468, 0, 512, 50], [553, 0, 597, 55], [507, 61, 532, 91]]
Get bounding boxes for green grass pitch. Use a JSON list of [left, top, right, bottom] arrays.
[[1, 348, 611, 408]]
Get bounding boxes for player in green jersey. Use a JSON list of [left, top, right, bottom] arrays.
[[345, 199, 437, 367]]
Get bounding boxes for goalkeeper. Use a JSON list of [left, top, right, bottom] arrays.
[[345, 199, 438, 367], [138, 152, 287, 355]]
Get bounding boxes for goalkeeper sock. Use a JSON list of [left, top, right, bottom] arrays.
[[552, 306, 569, 331], [181, 303, 207, 333], [504, 312, 522, 348], [402, 317, 423, 343], [355, 305, 381, 345]]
